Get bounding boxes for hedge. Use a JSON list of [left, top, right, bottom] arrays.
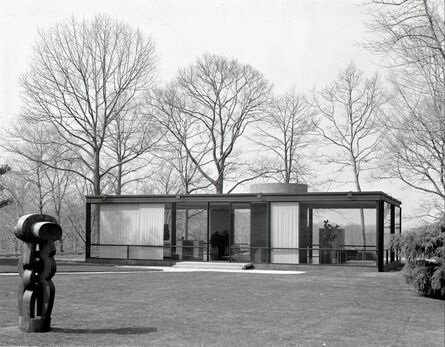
[[392, 222, 445, 300]]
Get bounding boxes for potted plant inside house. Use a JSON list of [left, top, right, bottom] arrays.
[[319, 220, 345, 264], [210, 230, 229, 260]]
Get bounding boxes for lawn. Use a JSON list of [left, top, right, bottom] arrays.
[[0, 265, 443, 346]]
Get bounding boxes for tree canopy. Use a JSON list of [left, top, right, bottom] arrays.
[[19, 15, 157, 195]]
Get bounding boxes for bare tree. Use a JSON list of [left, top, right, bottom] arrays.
[[140, 163, 182, 195], [151, 54, 272, 193], [19, 163, 49, 214], [0, 171, 33, 254], [2, 123, 77, 251], [60, 180, 88, 252], [253, 89, 315, 184], [2, 124, 53, 213], [20, 15, 157, 195], [367, 0, 445, 218], [383, 86, 445, 217], [312, 62, 387, 248], [155, 98, 212, 195], [105, 103, 162, 194], [367, 0, 444, 65], [44, 163, 72, 252], [159, 122, 214, 239], [379, 61, 445, 218]]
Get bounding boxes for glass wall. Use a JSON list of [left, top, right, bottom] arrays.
[[208, 203, 230, 260], [382, 202, 393, 266], [250, 202, 268, 263], [395, 206, 401, 234], [160, 203, 173, 260], [307, 207, 377, 266], [175, 202, 207, 261], [393, 206, 401, 262], [230, 203, 251, 262], [86, 196, 401, 271], [91, 203, 168, 260]]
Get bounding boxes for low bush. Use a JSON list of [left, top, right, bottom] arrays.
[[392, 223, 445, 299]]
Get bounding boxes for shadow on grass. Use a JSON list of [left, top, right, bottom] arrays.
[[51, 327, 157, 335]]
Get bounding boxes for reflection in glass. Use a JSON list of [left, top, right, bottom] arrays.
[[231, 203, 251, 262], [175, 203, 207, 261], [309, 208, 377, 266], [383, 202, 392, 265]]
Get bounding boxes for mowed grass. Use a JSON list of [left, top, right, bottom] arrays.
[[0, 267, 443, 347]]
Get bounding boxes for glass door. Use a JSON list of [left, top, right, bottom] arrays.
[[209, 203, 230, 261], [175, 202, 208, 261], [230, 203, 251, 262]]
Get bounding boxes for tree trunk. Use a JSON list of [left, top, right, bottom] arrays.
[[352, 160, 366, 249], [215, 174, 224, 194], [116, 163, 122, 195], [38, 197, 43, 214], [94, 150, 101, 196], [36, 166, 44, 214], [92, 150, 101, 242], [284, 145, 290, 183]]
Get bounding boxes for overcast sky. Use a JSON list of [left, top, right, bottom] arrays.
[[0, 0, 428, 226], [0, 0, 378, 125]]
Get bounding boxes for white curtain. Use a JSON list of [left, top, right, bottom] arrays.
[[271, 202, 299, 264], [99, 203, 165, 259]]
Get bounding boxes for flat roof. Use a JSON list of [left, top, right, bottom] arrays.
[[86, 191, 401, 207]]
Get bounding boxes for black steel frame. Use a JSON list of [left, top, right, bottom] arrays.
[[85, 191, 401, 272]]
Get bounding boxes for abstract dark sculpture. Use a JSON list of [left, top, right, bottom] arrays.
[[14, 214, 62, 332]]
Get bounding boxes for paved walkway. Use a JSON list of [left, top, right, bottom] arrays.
[[0, 257, 305, 275], [1, 253, 388, 276]]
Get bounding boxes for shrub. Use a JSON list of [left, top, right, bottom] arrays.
[[392, 223, 445, 300], [431, 263, 445, 298]]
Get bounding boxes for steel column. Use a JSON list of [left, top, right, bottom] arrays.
[[376, 200, 384, 272]]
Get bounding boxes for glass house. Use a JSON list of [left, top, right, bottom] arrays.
[[85, 189, 401, 272]]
